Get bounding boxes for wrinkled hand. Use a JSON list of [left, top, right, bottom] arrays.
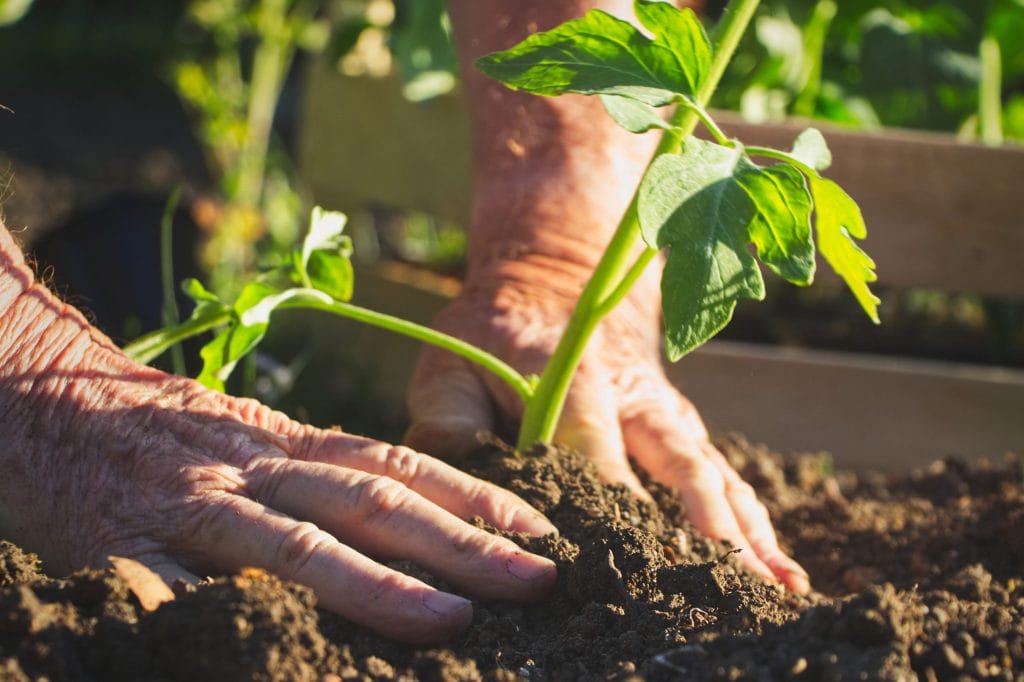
[[407, 258, 809, 594], [0, 272, 556, 644]]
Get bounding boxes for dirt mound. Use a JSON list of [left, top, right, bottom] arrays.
[[1, 437, 1021, 680]]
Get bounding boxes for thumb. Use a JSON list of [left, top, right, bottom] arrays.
[[554, 380, 651, 502], [405, 345, 497, 461]]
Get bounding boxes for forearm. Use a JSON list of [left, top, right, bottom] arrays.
[[449, 0, 659, 287]]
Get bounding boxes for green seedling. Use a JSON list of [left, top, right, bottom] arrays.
[[127, 0, 878, 453]]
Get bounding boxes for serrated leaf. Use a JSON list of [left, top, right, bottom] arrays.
[[475, 1, 710, 106], [638, 148, 765, 360], [737, 163, 815, 285], [790, 128, 832, 171], [600, 94, 673, 133], [809, 177, 881, 323]]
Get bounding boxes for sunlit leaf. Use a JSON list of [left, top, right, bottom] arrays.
[[809, 176, 880, 323], [475, 0, 710, 106]]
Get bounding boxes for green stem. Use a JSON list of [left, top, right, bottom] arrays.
[[125, 291, 535, 405], [281, 298, 535, 403], [124, 308, 232, 365], [792, 0, 836, 118], [979, 33, 1003, 147], [160, 186, 186, 375], [745, 145, 817, 176], [236, 0, 292, 209], [516, 0, 762, 449]]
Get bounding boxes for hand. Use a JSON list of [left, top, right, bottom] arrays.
[[406, 257, 809, 594], [0, 259, 557, 644]]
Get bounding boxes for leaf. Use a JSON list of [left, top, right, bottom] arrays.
[[475, 0, 711, 106], [196, 282, 277, 390], [738, 163, 816, 285], [182, 278, 223, 305], [296, 207, 353, 301], [638, 147, 765, 361], [790, 128, 832, 171], [600, 94, 674, 133], [809, 176, 881, 323]]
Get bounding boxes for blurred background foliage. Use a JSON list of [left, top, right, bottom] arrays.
[[0, 0, 1021, 400]]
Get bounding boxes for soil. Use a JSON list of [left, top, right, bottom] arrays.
[[1, 437, 1021, 681]]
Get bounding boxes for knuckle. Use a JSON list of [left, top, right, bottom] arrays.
[[240, 457, 290, 505], [349, 474, 409, 526], [366, 569, 414, 606], [273, 521, 333, 581], [381, 445, 423, 488]]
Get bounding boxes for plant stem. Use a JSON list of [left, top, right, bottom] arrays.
[[793, 0, 836, 118], [236, 0, 291, 209], [516, 0, 762, 449], [125, 308, 232, 365], [160, 186, 187, 375], [745, 145, 817, 175], [282, 298, 535, 403], [125, 291, 536, 405], [979, 33, 1003, 147]]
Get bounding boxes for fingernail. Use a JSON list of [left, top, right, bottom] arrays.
[[422, 591, 472, 616], [506, 554, 556, 583]]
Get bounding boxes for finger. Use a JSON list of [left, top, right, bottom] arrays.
[[299, 436, 557, 537], [406, 346, 496, 460], [243, 458, 556, 601], [555, 379, 650, 501], [621, 395, 777, 583], [190, 492, 474, 644], [704, 447, 810, 594]]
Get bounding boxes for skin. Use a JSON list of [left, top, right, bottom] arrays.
[[407, 0, 810, 594], [0, 221, 557, 644]]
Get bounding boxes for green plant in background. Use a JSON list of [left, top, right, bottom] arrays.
[[130, 0, 878, 453], [174, 0, 330, 297], [715, 0, 1024, 143], [0, 0, 33, 26]]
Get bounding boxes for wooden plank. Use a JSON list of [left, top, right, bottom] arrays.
[[298, 66, 1024, 297], [297, 63, 473, 226], [667, 340, 1024, 471], [707, 113, 1024, 298], [347, 266, 1024, 471]]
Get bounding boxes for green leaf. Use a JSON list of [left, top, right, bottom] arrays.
[[195, 282, 278, 391], [790, 128, 832, 171], [182, 278, 223, 305], [809, 176, 881, 323], [600, 95, 673, 133], [475, 1, 710, 106], [638, 146, 765, 361], [738, 163, 815, 285], [0, 0, 33, 25], [294, 207, 354, 300]]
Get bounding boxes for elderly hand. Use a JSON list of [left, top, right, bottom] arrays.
[[0, 225, 556, 645], [406, 254, 809, 595]]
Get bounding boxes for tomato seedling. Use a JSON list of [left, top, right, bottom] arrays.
[[126, 0, 878, 452]]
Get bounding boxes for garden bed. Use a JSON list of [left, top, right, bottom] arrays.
[[2, 436, 1021, 681]]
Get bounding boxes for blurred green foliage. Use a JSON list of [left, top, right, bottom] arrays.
[[713, 0, 1024, 142]]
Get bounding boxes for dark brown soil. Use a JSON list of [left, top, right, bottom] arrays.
[[1, 437, 1022, 681]]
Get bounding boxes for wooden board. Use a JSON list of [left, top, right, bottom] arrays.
[[706, 114, 1024, 298], [299, 66, 1024, 297], [349, 266, 1024, 471]]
